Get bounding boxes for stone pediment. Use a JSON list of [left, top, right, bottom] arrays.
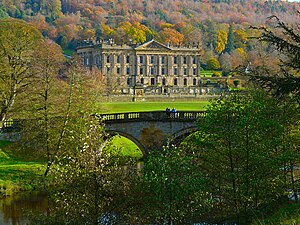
[[135, 40, 171, 50]]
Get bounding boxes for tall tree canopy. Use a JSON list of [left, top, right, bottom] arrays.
[[249, 15, 300, 102], [0, 18, 43, 124]]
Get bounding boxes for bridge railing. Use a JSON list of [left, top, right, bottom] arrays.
[[0, 120, 22, 132], [99, 111, 205, 123]]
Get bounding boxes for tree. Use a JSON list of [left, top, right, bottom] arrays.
[[0, 7, 8, 19], [0, 18, 43, 125], [50, 0, 62, 20], [234, 29, 248, 49], [219, 52, 232, 71], [31, 118, 137, 225], [206, 57, 221, 70], [127, 145, 211, 224], [188, 91, 299, 223], [158, 28, 184, 45], [225, 23, 235, 53], [249, 15, 300, 102], [9, 53, 106, 178], [215, 30, 228, 54], [116, 21, 153, 44], [19, 39, 65, 176]]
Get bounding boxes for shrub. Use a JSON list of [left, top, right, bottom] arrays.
[[233, 79, 240, 87], [212, 72, 222, 77]]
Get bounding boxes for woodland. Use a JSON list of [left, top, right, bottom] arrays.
[[0, 0, 300, 70]]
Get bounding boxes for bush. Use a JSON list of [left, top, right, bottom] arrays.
[[233, 79, 240, 87], [212, 72, 222, 77], [222, 71, 230, 77], [206, 57, 220, 70]]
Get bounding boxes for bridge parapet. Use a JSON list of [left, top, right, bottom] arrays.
[[100, 111, 205, 124], [0, 120, 22, 132]]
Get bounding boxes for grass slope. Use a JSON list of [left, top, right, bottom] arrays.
[[0, 141, 44, 197], [111, 136, 142, 158]]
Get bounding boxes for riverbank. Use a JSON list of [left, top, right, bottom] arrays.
[[0, 141, 45, 198]]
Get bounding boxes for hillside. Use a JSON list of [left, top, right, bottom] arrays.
[[0, 0, 299, 69]]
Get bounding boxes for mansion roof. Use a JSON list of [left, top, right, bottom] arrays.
[[77, 39, 201, 52]]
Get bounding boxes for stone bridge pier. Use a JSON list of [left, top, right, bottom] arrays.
[[100, 111, 204, 156]]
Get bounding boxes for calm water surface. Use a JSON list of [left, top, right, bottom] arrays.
[[0, 192, 236, 225], [0, 192, 48, 225]]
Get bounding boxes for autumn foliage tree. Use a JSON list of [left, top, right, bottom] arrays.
[[249, 15, 300, 102], [215, 30, 228, 54], [158, 28, 184, 45]]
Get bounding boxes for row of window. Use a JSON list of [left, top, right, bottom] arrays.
[[127, 78, 199, 86], [107, 67, 198, 75], [104, 55, 197, 65]]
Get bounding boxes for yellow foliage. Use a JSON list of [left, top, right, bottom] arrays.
[[234, 29, 248, 48], [215, 30, 228, 54], [160, 23, 174, 29]]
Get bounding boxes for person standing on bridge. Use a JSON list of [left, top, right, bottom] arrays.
[[166, 107, 171, 117], [171, 107, 177, 118]]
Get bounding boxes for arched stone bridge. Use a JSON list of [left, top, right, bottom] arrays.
[[99, 111, 205, 156]]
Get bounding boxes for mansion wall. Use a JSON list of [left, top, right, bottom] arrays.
[[77, 39, 202, 95]]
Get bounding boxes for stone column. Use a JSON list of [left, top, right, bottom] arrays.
[[157, 55, 161, 76]]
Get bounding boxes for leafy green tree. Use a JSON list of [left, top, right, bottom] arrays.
[[127, 146, 211, 224], [206, 57, 221, 70], [0, 18, 43, 125], [188, 91, 299, 223], [0, 7, 8, 19], [31, 118, 137, 225], [50, 0, 62, 20]]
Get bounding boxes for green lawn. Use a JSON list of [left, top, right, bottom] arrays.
[[201, 70, 220, 77], [110, 136, 142, 158], [98, 101, 209, 113], [0, 141, 44, 197]]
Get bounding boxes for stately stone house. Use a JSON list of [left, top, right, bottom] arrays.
[[77, 39, 202, 95]]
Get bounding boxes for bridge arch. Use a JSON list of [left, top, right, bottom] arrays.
[[170, 126, 198, 146], [100, 111, 205, 155], [105, 130, 147, 156]]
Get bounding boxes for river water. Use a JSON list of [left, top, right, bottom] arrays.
[[0, 192, 48, 225], [0, 192, 236, 225]]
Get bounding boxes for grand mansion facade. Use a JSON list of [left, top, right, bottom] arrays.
[[77, 39, 202, 95]]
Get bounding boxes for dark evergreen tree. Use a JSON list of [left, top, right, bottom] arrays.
[[249, 15, 300, 102], [95, 26, 102, 42], [225, 23, 235, 53]]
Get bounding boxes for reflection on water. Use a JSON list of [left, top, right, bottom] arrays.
[[0, 192, 48, 225]]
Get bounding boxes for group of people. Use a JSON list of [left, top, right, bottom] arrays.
[[165, 107, 177, 118]]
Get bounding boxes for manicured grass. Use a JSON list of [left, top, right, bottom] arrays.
[[98, 101, 209, 113], [201, 70, 220, 77]]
